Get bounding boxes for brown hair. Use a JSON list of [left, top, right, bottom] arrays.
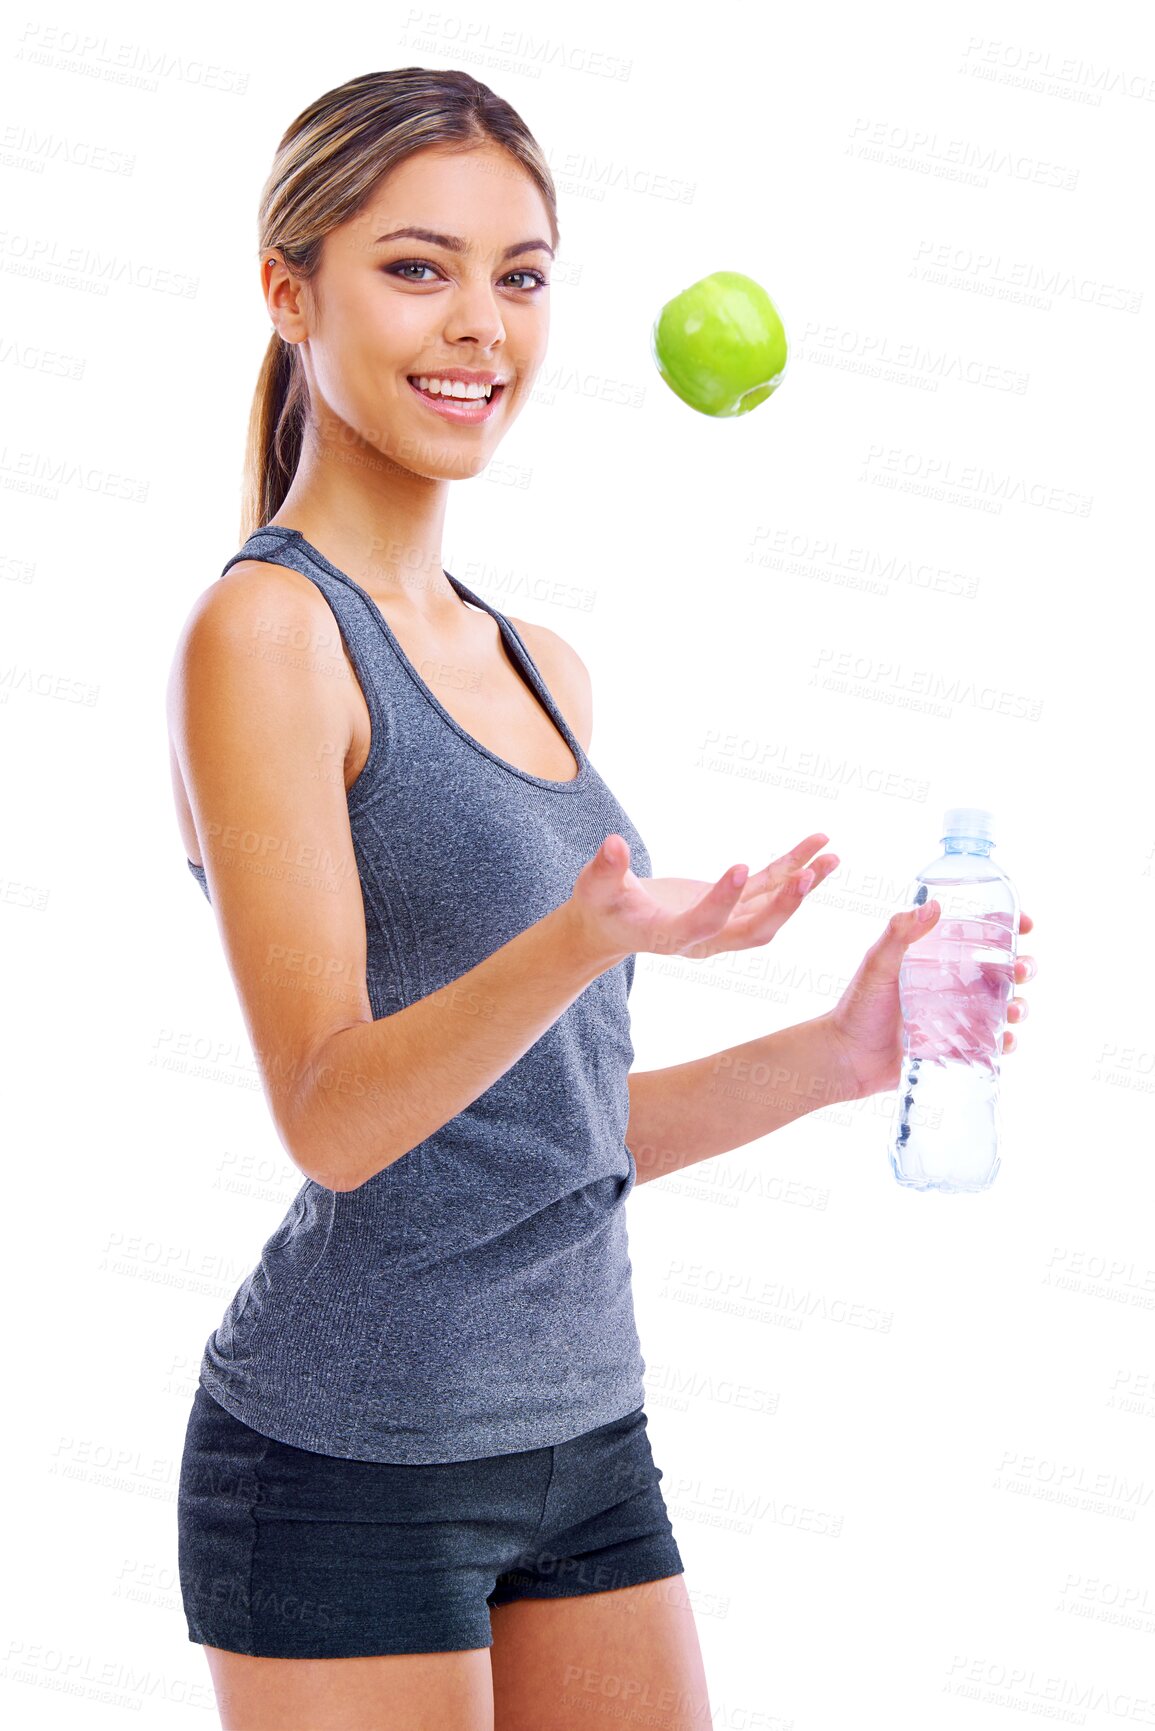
[[241, 67, 559, 542]]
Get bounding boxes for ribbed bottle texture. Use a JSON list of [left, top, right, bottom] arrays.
[[889, 808, 1019, 1193]]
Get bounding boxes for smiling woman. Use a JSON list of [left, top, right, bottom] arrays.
[[169, 62, 1038, 1730], [169, 65, 716, 1731], [239, 84, 559, 538]]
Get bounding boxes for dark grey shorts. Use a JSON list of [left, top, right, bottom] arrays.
[[177, 1383, 684, 1658]]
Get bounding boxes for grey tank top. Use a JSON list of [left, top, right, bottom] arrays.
[[187, 526, 652, 1463]]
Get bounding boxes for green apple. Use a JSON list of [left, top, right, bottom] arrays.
[[651, 270, 788, 417]]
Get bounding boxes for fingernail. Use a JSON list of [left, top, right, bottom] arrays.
[[918, 901, 935, 922]]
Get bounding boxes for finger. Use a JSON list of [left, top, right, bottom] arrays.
[[859, 901, 939, 981], [719, 853, 841, 948], [742, 858, 836, 937], [748, 834, 832, 884], [713, 888, 802, 952], [745, 850, 839, 901], [1007, 997, 1028, 1022], [1015, 955, 1037, 982], [896, 900, 939, 938], [793, 854, 839, 892], [989, 909, 1033, 942], [671, 863, 751, 942], [774, 832, 831, 870], [593, 833, 630, 875], [1003, 1029, 1018, 1052]]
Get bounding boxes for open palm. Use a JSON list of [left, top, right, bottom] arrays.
[[640, 832, 838, 959]]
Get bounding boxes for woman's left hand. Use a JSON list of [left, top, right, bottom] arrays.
[[825, 902, 1037, 1101]]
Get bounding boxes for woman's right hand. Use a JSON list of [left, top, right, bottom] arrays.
[[565, 831, 836, 966]]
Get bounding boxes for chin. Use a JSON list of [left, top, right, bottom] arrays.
[[403, 444, 502, 483]]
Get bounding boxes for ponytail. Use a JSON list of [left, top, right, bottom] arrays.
[[241, 331, 306, 542]]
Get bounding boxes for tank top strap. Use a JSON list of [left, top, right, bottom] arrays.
[[438, 567, 573, 753], [221, 524, 393, 755], [221, 527, 586, 791]]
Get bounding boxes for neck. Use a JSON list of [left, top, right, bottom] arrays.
[[273, 435, 454, 614]]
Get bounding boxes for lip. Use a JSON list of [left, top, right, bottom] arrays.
[[406, 376, 505, 424], [409, 366, 505, 386]]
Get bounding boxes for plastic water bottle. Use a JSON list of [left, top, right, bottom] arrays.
[[888, 807, 1019, 1193]]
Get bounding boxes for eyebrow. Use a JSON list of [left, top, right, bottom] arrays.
[[372, 226, 555, 261]]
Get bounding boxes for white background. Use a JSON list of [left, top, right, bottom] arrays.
[[3, 0, 1153, 1724]]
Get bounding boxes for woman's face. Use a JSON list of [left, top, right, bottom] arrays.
[[275, 143, 554, 481]]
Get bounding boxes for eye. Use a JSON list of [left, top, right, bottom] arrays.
[[504, 269, 549, 291], [383, 260, 549, 291], [386, 260, 442, 283]]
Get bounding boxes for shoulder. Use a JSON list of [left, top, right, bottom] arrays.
[[170, 555, 348, 679], [167, 556, 354, 733], [182, 556, 334, 632], [506, 614, 593, 752]]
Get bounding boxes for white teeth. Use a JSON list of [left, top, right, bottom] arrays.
[[412, 376, 494, 400]]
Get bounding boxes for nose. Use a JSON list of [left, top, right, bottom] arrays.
[[441, 275, 506, 350]]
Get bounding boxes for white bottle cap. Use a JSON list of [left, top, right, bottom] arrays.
[[942, 806, 995, 844]]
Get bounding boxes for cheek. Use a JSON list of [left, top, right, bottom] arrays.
[[507, 306, 550, 372], [371, 294, 446, 379], [313, 299, 417, 417]]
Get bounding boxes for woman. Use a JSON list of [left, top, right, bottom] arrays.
[[169, 67, 1037, 1731]]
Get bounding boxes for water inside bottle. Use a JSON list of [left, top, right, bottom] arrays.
[[889, 866, 1017, 1194], [900, 900, 1016, 1069]]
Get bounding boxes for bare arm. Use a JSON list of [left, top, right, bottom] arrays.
[[301, 905, 611, 1190], [168, 564, 621, 1194], [625, 1013, 862, 1184]]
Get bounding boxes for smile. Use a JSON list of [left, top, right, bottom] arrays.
[[406, 376, 506, 423]]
